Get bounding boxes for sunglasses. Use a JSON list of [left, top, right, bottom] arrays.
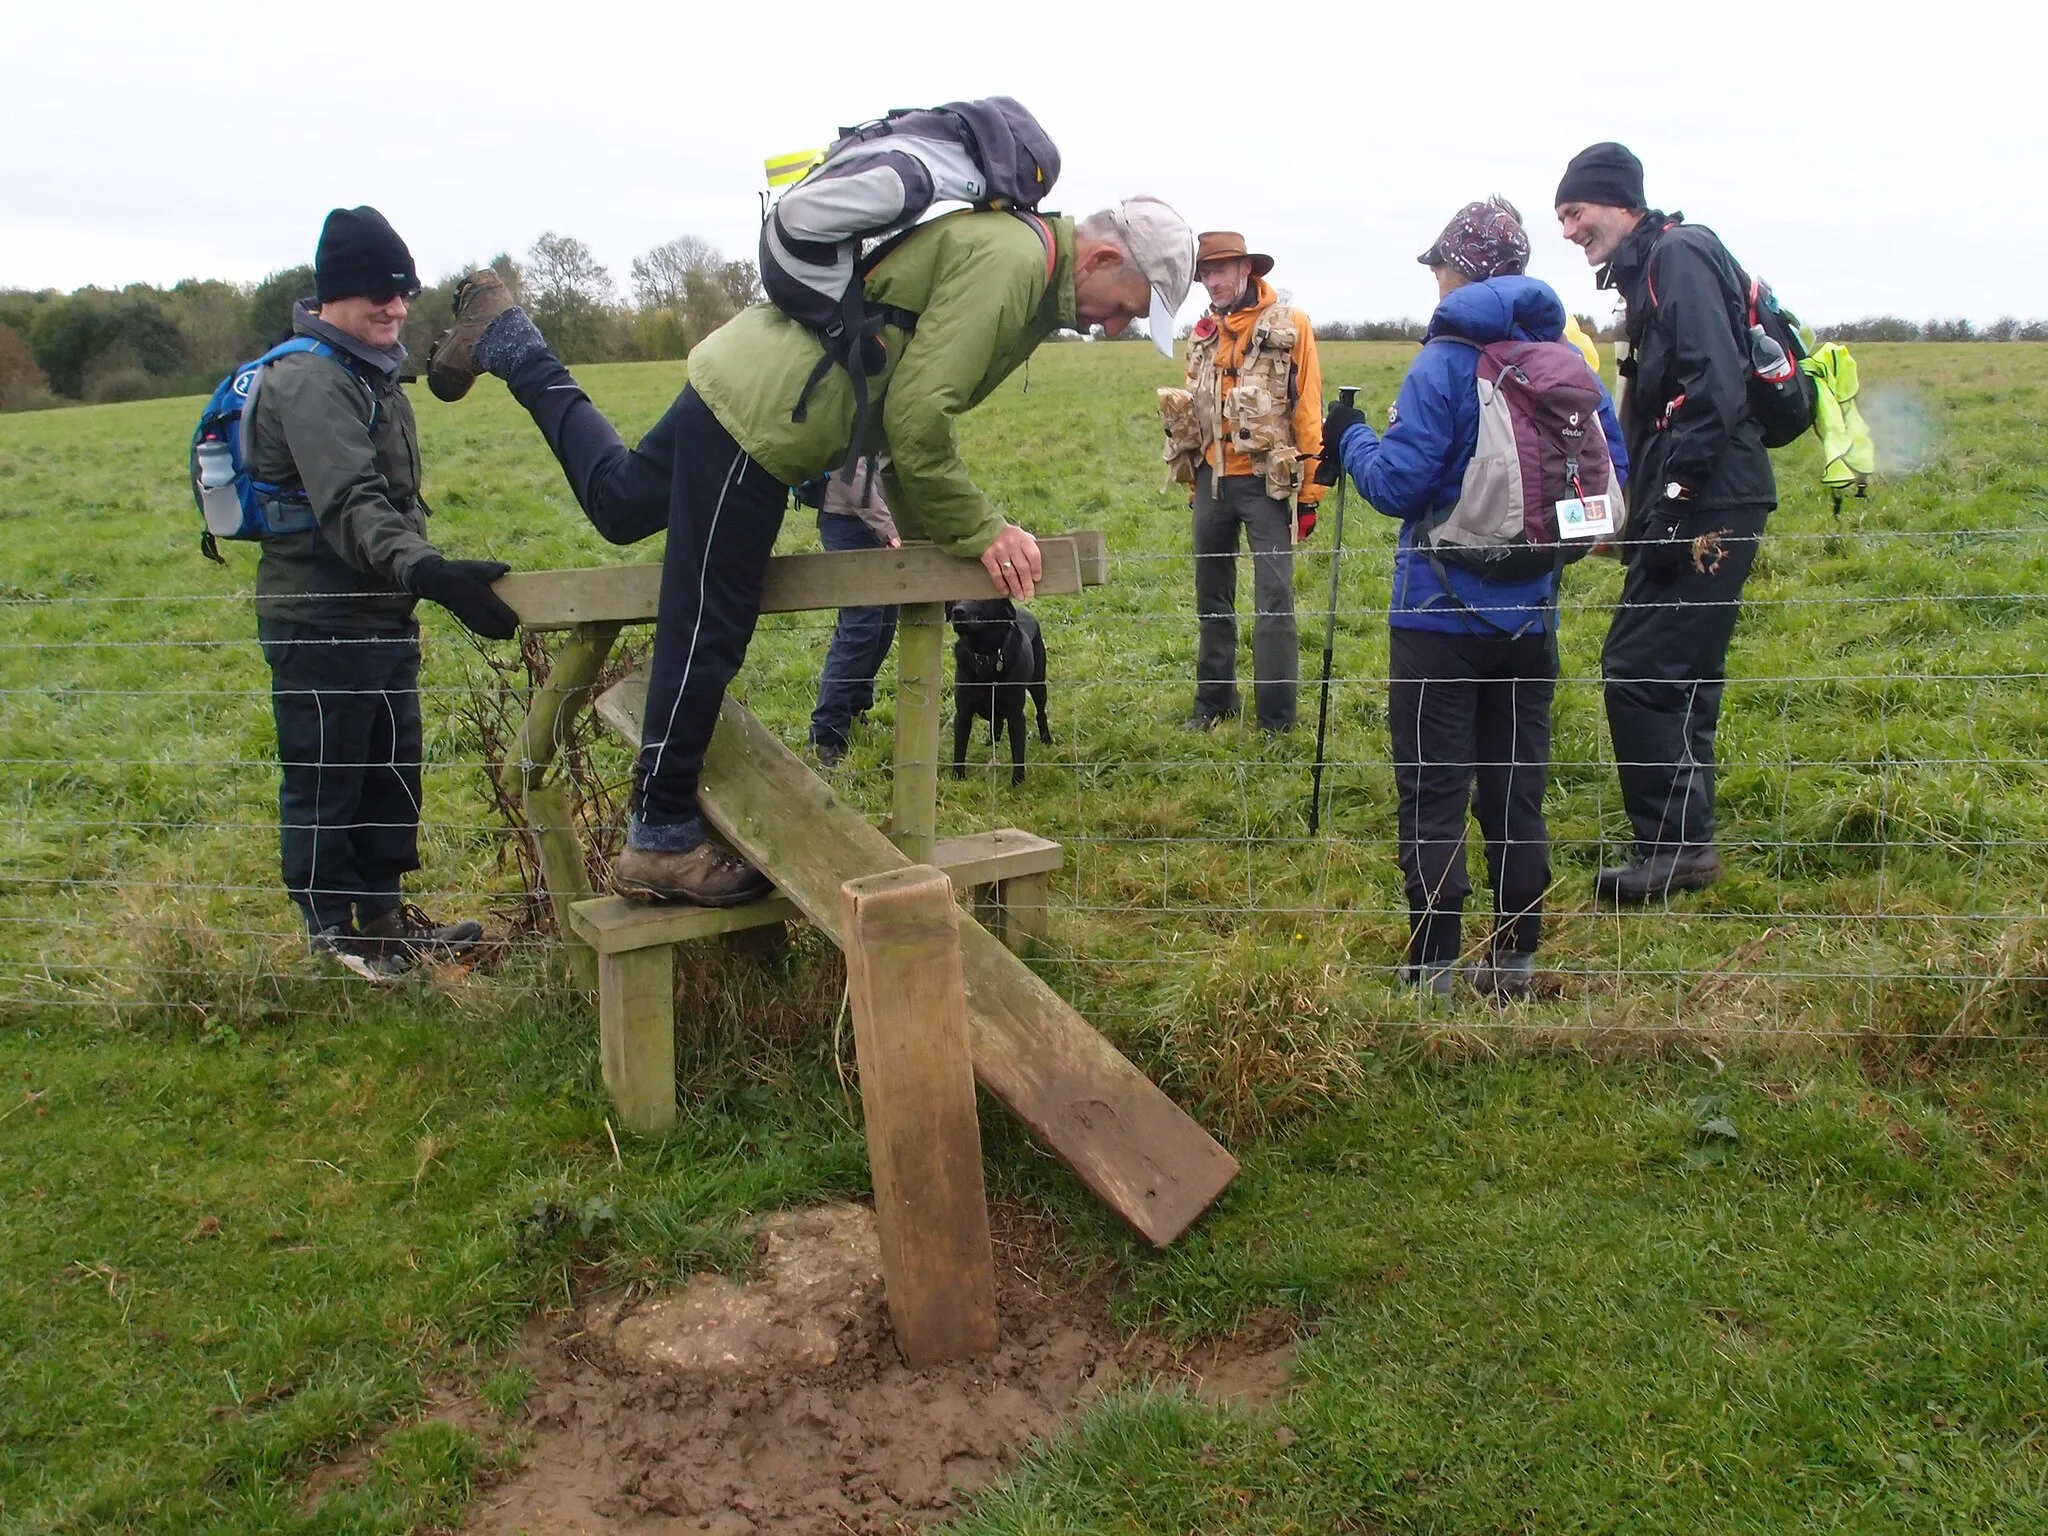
[[364, 278, 423, 305]]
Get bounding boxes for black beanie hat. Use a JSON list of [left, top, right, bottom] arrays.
[[1554, 143, 1646, 212], [314, 206, 420, 303]]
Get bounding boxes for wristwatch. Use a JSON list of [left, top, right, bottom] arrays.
[[1664, 480, 1689, 501]]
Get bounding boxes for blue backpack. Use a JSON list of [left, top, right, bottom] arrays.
[[189, 337, 373, 562]]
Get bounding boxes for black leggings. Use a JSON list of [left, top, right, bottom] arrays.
[[505, 356, 788, 826], [1389, 626, 1556, 964]]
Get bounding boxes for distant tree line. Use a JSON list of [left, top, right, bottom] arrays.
[[1304, 316, 2048, 346], [0, 232, 761, 411], [1815, 317, 2048, 343], [1312, 320, 1430, 342]]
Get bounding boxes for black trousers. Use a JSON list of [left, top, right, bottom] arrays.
[[259, 620, 422, 934], [1601, 504, 1768, 854], [1192, 469, 1298, 729], [506, 356, 788, 835], [1389, 626, 1556, 963]]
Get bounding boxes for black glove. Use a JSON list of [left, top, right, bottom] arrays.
[[1634, 495, 1693, 583], [1315, 401, 1365, 485], [407, 555, 519, 639]]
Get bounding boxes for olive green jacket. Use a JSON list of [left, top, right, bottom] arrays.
[[244, 303, 436, 633], [687, 210, 1075, 558]]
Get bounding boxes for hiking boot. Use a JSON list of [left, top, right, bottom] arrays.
[[1595, 845, 1725, 904], [614, 839, 773, 907], [1464, 950, 1537, 1000], [357, 904, 485, 963], [427, 269, 519, 402], [309, 924, 410, 984], [1397, 962, 1456, 998], [810, 734, 847, 770], [1183, 708, 1238, 732]]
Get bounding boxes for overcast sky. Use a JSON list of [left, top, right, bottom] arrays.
[[5, 0, 2037, 329]]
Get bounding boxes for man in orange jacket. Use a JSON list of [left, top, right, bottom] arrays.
[[1176, 232, 1324, 732]]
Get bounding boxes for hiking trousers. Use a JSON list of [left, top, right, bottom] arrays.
[[1192, 469, 1298, 729], [259, 620, 422, 934], [505, 355, 787, 845], [810, 509, 899, 753], [1389, 625, 1556, 964], [1601, 504, 1768, 856]]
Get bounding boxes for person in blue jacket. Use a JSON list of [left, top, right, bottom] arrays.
[[1319, 199, 1628, 998]]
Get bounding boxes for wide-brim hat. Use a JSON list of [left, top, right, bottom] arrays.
[[1195, 231, 1274, 277]]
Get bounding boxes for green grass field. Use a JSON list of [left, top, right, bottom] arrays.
[[2, 343, 2046, 1532]]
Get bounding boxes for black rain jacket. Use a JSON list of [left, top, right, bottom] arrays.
[[1603, 212, 1777, 514]]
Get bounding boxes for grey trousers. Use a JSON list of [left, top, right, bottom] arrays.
[[1192, 469, 1298, 729]]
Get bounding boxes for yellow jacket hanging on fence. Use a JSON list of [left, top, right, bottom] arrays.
[[1800, 342, 1875, 511], [1167, 277, 1324, 505]]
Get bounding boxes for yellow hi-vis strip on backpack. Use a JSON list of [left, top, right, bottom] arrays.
[[765, 149, 825, 188]]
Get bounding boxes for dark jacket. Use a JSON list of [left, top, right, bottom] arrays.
[[245, 300, 436, 633], [1603, 213, 1776, 514], [1334, 276, 1628, 637]]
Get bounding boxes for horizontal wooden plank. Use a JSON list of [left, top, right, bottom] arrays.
[[571, 892, 803, 952], [500, 533, 1103, 632], [696, 698, 1237, 1248], [929, 830, 1063, 888], [571, 828, 1061, 954]]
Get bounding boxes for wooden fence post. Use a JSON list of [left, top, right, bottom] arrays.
[[890, 602, 945, 865], [839, 864, 998, 1366], [510, 620, 621, 989]]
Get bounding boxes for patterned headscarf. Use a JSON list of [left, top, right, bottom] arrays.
[[1417, 198, 1531, 281]]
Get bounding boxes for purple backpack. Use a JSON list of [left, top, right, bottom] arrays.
[[1422, 337, 1619, 579]]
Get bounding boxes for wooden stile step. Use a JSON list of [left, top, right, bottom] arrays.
[[570, 829, 1061, 955], [695, 699, 1237, 1248]]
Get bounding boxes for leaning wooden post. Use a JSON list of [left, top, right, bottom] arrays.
[[840, 864, 998, 1365], [509, 620, 622, 989], [890, 602, 945, 865]]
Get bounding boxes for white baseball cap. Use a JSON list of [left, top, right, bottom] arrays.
[[1111, 196, 1196, 357]]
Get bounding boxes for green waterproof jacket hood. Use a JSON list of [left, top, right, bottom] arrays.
[[686, 210, 1076, 558]]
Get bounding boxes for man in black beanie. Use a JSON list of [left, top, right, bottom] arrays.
[[240, 205, 521, 979], [1555, 143, 1778, 904]]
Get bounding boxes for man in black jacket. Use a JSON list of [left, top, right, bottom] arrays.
[[1556, 143, 1774, 903], [243, 207, 520, 979]]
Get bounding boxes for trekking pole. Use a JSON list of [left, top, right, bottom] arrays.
[[1308, 386, 1359, 836]]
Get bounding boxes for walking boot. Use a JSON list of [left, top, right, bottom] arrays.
[[357, 904, 485, 964], [309, 923, 410, 984], [1465, 950, 1537, 1000], [1595, 845, 1724, 904], [614, 839, 773, 907], [1397, 962, 1456, 998], [426, 269, 522, 402]]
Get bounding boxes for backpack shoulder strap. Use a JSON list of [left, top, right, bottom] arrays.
[[1011, 210, 1057, 285]]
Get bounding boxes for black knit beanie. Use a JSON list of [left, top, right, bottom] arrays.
[[1554, 143, 1646, 211], [314, 206, 419, 303]]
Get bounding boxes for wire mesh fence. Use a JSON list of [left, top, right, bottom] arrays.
[[6, 517, 2046, 1063]]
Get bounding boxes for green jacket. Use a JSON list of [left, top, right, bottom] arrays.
[[245, 302, 436, 633], [688, 210, 1075, 558]]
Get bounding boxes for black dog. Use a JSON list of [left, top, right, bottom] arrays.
[[949, 598, 1051, 785]]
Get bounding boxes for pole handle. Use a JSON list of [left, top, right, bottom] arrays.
[[1338, 385, 1360, 408]]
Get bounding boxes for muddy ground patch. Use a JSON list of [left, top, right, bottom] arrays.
[[457, 1202, 1300, 1534]]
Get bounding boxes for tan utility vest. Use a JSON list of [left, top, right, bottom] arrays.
[[1173, 302, 1306, 500]]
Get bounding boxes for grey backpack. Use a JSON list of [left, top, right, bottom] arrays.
[[1423, 336, 1620, 582], [760, 99, 1060, 467]]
